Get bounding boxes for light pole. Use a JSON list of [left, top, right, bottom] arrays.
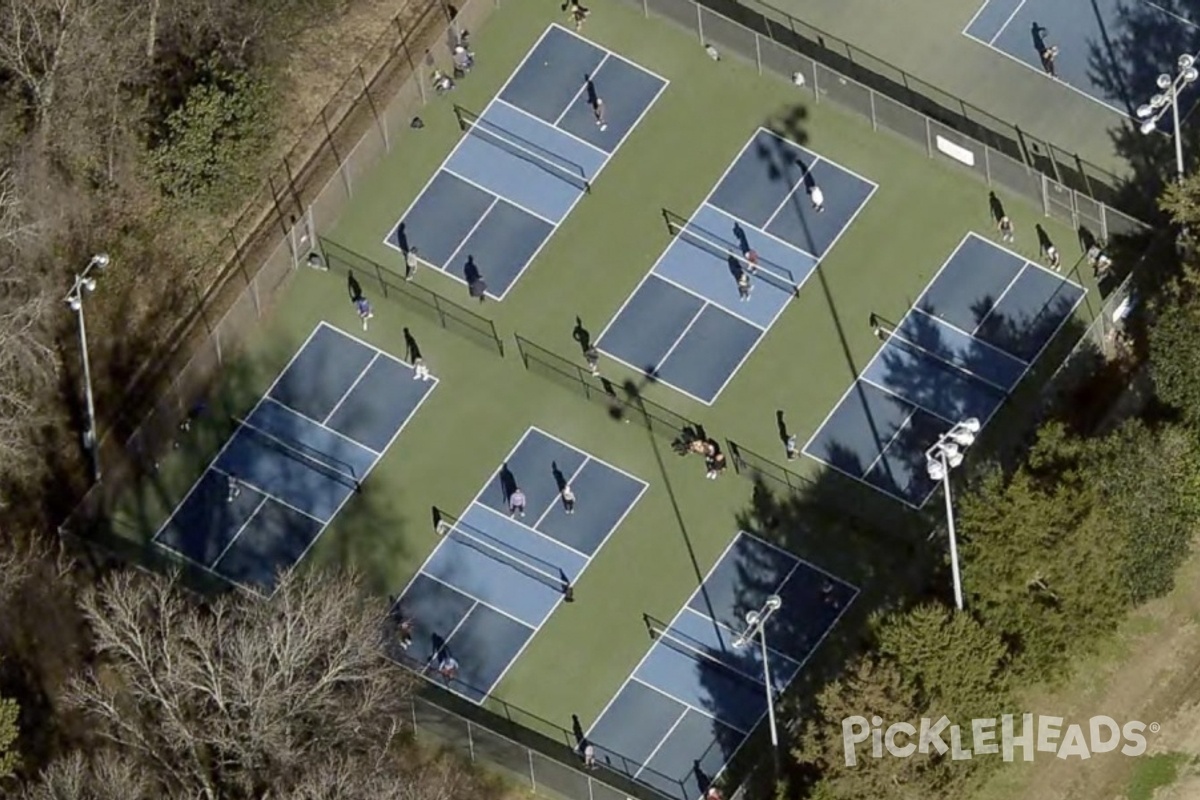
[[733, 594, 783, 755], [65, 254, 110, 483], [1136, 53, 1199, 184], [925, 418, 980, 612]]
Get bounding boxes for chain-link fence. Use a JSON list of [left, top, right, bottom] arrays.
[[59, 0, 497, 536], [615, 0, 1151, 240], [513, 333, 708, 447], [320, 238, 505, 356]]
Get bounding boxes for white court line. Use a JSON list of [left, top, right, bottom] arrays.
[[495, 96, 608, 159], [1143, 0, 1198, 29], [262, 397, 382, 456], [265, 326, 440, 598], [960, 29, 1130, 118], [530, 424, 653, 488], [970, 264, 1027, 337], [803, 446, 929, 510], [553, 53, 612, 127], [529, 458, 589, 531], [596, 344, 719, 407], [211, 465, 330, 525], [648, 304, 708, 378], [441, 167, 558, 226], [860, 375, 959, 426], [471, 502, 590, 563], [151, 322, 334, 547], [630, 676, 749, 735], [586, 534, 745, 741], [696, 201, 821, 276], [678, 606, 802, 678], [760, 155, 823, 233], [705, 176, 879, 405], [209, 496, 269, 570], [708, 582, 862, 792], [860, 408, 917, 483], [961, 0, 996, 35], [153, 483, 269, 567], [652, 269, 769, 331], [417, 570, 537, 630], [633, 706, 690, 779], [377, 25, 668, 303], [969, 231, 1085, 292], [910, 307, 1029, 370], [478, 434, 651, 700], [440, 195, 501, 273], [989, 0, 1028, 46], [322, 352, 381, 425], [551, 22, 673, 87]]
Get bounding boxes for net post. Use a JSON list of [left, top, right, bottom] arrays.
[[514, 333, 531, 369]]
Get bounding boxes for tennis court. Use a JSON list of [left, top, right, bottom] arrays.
[[153, 322, 437, 593], [963, 0, 1199, 117], [596, 127, 875, 405], [804, 232, 1087, 507], [389, 426, 648, 704], [586, 532, 857, 800], [384, 23, 667, 300]]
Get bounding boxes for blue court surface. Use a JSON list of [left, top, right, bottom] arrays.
[[804, 232, 1087, 508], [154, 322, 437, 594], [390, 426, 648, 704], [385, 24, 667, 300], [587, 532, 857, 800], [597, 128, 875, 405], [964, 0, 1199, 117]]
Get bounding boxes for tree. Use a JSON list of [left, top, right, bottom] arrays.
[[1148, 270, 1200, 427], [794, 657, 946, 800], [65, 567, 421, 798], [876, 604, 1010, 723], [150, 62, 276, 212]]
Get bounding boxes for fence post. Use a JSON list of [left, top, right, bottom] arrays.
[[528, 749, 537, 794], [868, 88, 877, 131], [924, 116, 933, 158], [696, 1, 705, 45], [755, 31, 763, 75]]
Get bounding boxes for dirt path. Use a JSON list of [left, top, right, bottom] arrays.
[[971, 542, 1200, 800]]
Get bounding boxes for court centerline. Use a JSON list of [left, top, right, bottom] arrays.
[[629, 675, 749, 735], [649, 268, 770, 331], [210, 464, 335, 525], [441, 195, 501, 273], [989, 0, 1028, 45], [860, 407, 917, 480], [760, 155, 824, 232], [529, 425, 652, 488], [651, 303, 709, 375], [418, 570, 537, 630], [696, 201, 820, 270], [969, 262, 1029, 337], [678, 606, 803, 674], [858, 375, 961, 426], [470, 502, 591, 563], [210, 496, 270, 571], [492, 97, 608, 160], [322, 352, 381, 426], [529, 458, 589, 531], [440, 166, 560, 226], [632, 706, 689, 780], [553, 53, 612, 127]]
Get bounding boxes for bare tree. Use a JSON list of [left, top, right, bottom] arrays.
[[0, 169, 56, 486], [22, 748, 154, 800], [67, 568, 419, 798]]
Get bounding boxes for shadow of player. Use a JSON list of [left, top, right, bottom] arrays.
[[347, 271, 363, 302], [726, 255, 744, 282], [499, 463, 518, 501], [1031, 21, 1048, 55], [988, 191, 1006, 224], [572, 316, 592, 353], [404, 328, 422, 362], [584, 74, 599, 108], [1035, 223, 1055, 253], [775, 409, 790, 444], [732, 222, 750, 254], [395, 222, 411, 253], [552, 461, 569, 492]]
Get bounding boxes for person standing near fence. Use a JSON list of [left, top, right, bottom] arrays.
[[585, 345, 600, 376], [404, 247, 420, 281]]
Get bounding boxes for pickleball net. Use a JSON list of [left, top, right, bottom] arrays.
[[231, 415, 361, 492], [664, 209, 800, 296], [435, 512, 573, 597], [646, 617, 768, 691], [454, 105, 591, 194]]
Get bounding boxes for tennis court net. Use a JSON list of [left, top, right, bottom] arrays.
[[232, 416, 361, 491], [454, 105, 591, 194], [664, 209, 799, 296], [647, 619, 767, 692], [436, 513, 573, 597]]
